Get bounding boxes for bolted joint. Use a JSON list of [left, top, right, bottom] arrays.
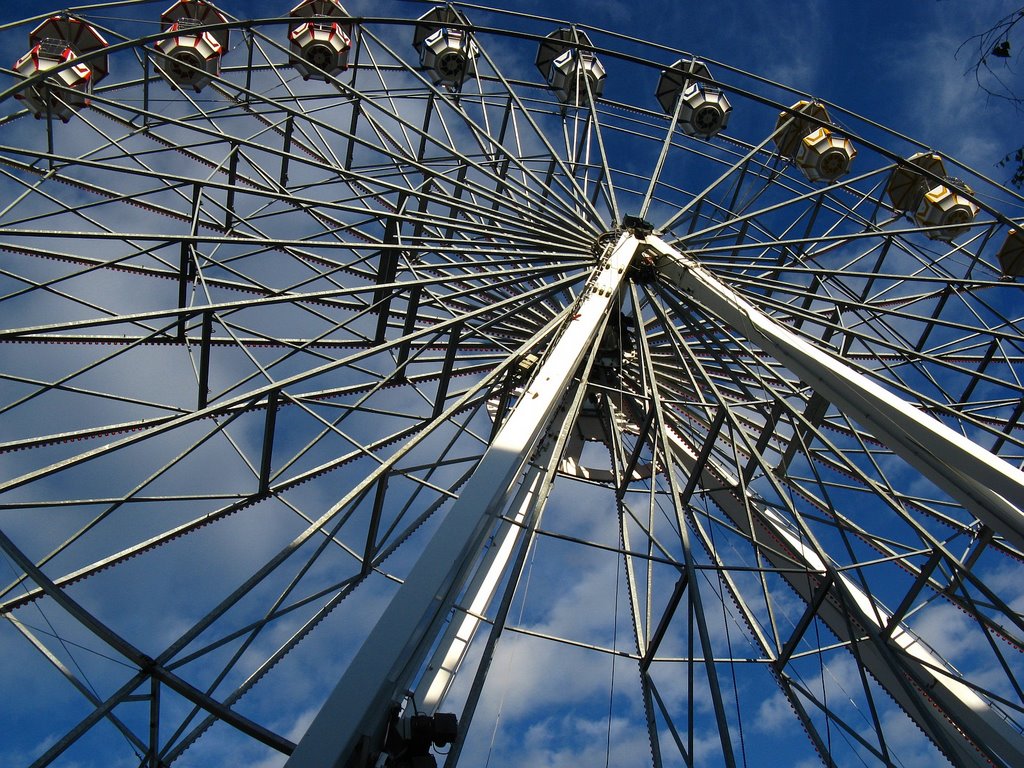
[[513, 352, 539, 385], [382, 707, 459, 768], [627, 245, 659, 283], [620, 215, 654, 238], [590, 229, 623, 261], [598, 221, 660, 282]]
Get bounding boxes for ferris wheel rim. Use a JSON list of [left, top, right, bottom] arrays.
[[0, 3, 1022, 768]]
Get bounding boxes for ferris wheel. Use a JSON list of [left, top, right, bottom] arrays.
[[1, 1, 1023, 766]]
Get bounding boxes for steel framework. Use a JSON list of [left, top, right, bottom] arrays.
[[0, 3, 1023, 767]]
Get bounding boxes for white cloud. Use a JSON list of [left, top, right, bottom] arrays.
[[753, 691, 793, 734]]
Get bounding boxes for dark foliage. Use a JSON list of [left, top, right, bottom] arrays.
[[956, 7, 1024, 187]]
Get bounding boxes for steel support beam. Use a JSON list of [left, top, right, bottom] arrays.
[[413, 439, 554, 713], [224, 145, 239, 231], [442, 381, 591, 767], [648, 230, 1024, 764], [197, 310, 213, 409], [667, 428, 1024, 766], [432, 322, 462, 419], [280, 114, 294, 188], [650, 235, 1024, 552], [284, 233, 641, 768], [373, 210, 404, 344]]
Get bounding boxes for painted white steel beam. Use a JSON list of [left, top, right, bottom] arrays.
[[649, 235, 1024, 553], [414, 457, 548, 713], [284, 232, 641, 768], [647, 231, 1024, 764], [667, 429, 1024, 766]]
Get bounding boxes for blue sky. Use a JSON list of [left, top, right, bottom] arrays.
[[497, 0, 1022, 173]]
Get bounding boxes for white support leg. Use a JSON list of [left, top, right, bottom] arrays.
[[648, 232, 1024, 763], [284, 233, 641, 768], [414, 455, 548, 713], [668, 430, 1024, 766], [648, 235, 1024, 552]]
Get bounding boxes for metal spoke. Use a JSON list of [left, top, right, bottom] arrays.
[[1, 5, 1022, 768]]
